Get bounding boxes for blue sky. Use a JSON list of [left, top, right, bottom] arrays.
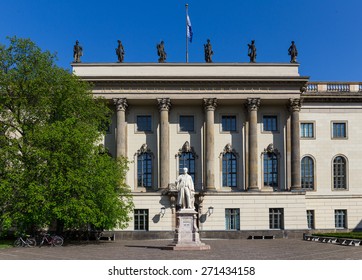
[[1, 0, 361, 81]]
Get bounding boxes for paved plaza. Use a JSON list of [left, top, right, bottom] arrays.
[[0, 238, 361, 260]]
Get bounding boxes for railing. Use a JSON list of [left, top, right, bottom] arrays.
[[327, 84, 350, 92], [306, 82, 362, 93], [306, 83, 318, 92]]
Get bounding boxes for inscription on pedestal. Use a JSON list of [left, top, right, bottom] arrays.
[[165, 209, 210, 250]]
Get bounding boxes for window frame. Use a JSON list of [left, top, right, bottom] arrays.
[[137, 152, 153, 188], [331, 121, 348, 139], [179, 115, 195, 133], [306, 210, 315, 229], [262, 115, 278, 133], [332, 155, 348, 190], [269, 208, 284, 229], [263, 152, 278, 189], [334, 209, 347, 229], [221, 115, 237, 132], [301, 156, 315, 191], [134, 209, 149, 231], [136, 115, 153, 133], [225, 208, 240, 230], [222, 152, 237, 188], [300, 122, 315, 139]]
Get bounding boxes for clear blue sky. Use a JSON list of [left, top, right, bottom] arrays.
[[1, 0, 361, 81]]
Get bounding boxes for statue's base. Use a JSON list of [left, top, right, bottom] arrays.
[[164, 209, 211, 251]]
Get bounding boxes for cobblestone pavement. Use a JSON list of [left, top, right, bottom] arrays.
[[0, 238, 361, 260]]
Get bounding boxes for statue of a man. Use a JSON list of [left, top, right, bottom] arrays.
[[115, 40, 125, 63], [288, 41, 298, 63], [247, 40, 256, 63], [204, 39, 213, 63], [176, 167, 195, 210], [157, 41, 167, 63], [73, 40, 83, 63]]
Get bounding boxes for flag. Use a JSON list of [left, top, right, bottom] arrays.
[[187, 14, 193, 43]]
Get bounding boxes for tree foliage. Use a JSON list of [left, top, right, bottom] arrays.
[[0, 37, 133, 234]]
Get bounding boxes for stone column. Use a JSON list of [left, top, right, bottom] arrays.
[[203, 98, 217, 191], [158, 98, 171, 189], [246, 98, 260, 191], [113, 98, 128, 158], [289, 98, 302, 191]]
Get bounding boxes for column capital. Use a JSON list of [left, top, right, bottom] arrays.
[[245, 98, 261, 112], [203, 98, 217, 111], [289, 98, 302, 112], [157, 98, 171, 111], [113, 98, 128, 111]]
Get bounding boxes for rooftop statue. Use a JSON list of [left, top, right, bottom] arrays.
[[248, 40, 256, 63], [73, 40, 83, 63], [288, 41, 298, 63], [204, 39, 213, 63], [176, 167, 195, 210], [157, 41, 167, 63], [115, 40, 125, 63]]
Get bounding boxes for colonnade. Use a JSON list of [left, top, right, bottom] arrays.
[[112, 97, 302, 191]]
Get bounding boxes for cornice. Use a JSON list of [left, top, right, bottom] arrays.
[[81, 76, 309, 83], [90, 79, 308, 94]]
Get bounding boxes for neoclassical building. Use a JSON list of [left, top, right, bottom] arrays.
[[73, 63, 362, 237]]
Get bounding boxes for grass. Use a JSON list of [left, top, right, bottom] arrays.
[[313, 232, 362, 239], [0, 239, 13, 249]]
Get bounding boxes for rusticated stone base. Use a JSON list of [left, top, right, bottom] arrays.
[[164, 209, 210, 251]]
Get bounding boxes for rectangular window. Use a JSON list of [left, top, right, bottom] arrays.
[[300, 123, 314, 138], [264, 153, 278, 188], [134, 209, 149, 231], [306, 210, 315, 229], [335, 209, 347, 229], [263, 116, 278, 132], [269, 208, 284, 229], [332, 122, 347, 139], [222, 153, 237, 187], [222, 115, 236, 132], [179, 115, 194, 132], [225, 209, 240, 230], [137, 115, 152, 132], [137, 153, 152, 188]]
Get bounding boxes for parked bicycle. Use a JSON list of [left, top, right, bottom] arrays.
[[39, 232, 64, 247], [14, 235, 37, 247]]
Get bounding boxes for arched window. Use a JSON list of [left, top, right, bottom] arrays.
[[263, 144, 278, 188], [333, 156, 347, 189], [301, 156, 314, 190], [136, 144, 153, 188], [221, 144, 237, 187], [177, 141, 197, 182]]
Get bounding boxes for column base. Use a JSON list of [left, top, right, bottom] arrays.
[[290, 185, 303, 192], [247, 186, 260, 192]]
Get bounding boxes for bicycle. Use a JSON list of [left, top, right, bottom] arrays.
[[14, 235, 37, 247], [39, 233, 64, 247]]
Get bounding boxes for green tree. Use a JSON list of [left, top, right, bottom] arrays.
[[0, 37, 133, 234]]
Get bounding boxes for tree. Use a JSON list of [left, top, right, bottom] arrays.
[[0, 37, 133, 234]]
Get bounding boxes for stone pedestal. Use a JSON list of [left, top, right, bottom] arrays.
[[165, 209, 210, 250]]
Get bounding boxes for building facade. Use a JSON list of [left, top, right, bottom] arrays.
[[73, 63, 362, 237]]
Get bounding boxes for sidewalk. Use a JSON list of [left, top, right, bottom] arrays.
[[0, 238, 361, 260]]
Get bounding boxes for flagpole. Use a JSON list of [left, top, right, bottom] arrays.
[[185, 3, 189, 63]]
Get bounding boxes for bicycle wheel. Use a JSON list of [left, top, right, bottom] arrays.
[[52, 236, 64, 247], [14, 238, 22, 247], [39, 239, 45, 247], [26, 238, 36, 247]]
